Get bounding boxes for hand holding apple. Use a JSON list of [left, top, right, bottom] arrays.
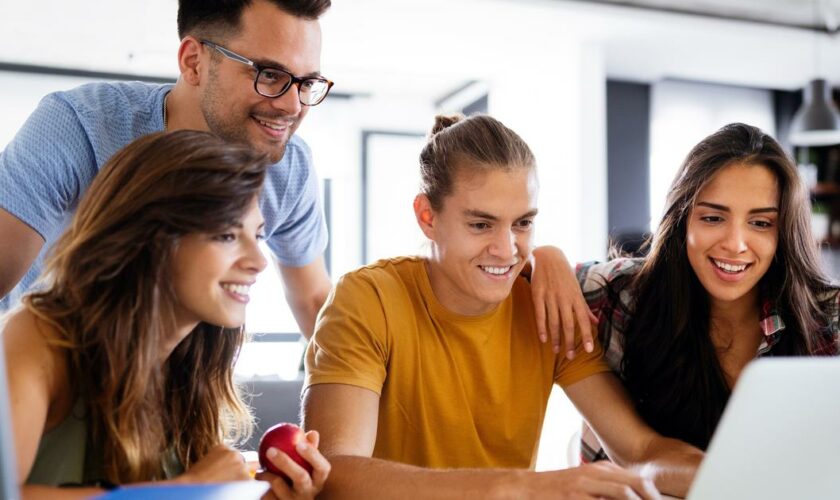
[[256, 426, 331, 500], [258, 423, 314, 480]]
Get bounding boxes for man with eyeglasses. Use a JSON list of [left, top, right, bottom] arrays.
[[0, 0, 334, 340]]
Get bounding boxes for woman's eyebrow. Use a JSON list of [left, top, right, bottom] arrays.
[[696, 201, 778, 214]]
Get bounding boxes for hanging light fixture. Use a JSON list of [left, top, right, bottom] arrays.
[[789, 79, 840, 146], [789, 0, 840, 147]]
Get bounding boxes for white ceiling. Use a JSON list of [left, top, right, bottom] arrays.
[[2, 0, 839, 101], [581, 0, 840, 31]]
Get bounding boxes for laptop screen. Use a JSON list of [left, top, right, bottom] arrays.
[[0, 343, 20, 500], [687, 357, 840, 499]]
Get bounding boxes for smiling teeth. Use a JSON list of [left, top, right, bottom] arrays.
[[257, 119, 286, 131], [222, 283, 250, 295], [481, 266, 511, 275], [713, 260, 747, 273]]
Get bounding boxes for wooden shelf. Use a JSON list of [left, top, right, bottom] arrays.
[[811, 182, 840, 197], [818, 237, 840, 247], [811, 184, 840, 248]]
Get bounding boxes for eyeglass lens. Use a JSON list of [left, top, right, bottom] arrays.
[[256, 68, 330, 105]]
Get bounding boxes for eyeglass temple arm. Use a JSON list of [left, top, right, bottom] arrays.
[[202, 40, 256, 68]]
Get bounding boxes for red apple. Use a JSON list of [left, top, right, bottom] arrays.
[[258, 422, 314, 481]]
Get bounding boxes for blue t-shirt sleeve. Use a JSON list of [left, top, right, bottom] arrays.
[[0, 93, 97, 240], [264, 140, 328, 267]]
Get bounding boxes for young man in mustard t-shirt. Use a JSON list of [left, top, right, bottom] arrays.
[[303, 115, 702, 499]]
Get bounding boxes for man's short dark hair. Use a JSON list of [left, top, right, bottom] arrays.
[[177, 0, 331, 40]]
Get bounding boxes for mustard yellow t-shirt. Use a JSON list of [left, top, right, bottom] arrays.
[[305, 257, 608, 469]]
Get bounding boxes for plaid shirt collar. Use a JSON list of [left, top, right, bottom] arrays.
[[758, 297, 785, 354]]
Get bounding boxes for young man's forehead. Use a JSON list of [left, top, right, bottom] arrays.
[[459, 207, 539, 220], [228, 1, 322, 60]]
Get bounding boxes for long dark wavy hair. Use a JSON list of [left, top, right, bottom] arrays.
[[604, 123, 836, 449], [24, 130, 269, 483]]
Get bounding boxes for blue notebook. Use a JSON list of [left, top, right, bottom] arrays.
[[95, 481, 269, 499]]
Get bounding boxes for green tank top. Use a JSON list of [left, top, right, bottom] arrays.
[[26, 401, 184, 486]]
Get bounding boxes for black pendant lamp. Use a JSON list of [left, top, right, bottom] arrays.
[[789, 78, 840, 147]]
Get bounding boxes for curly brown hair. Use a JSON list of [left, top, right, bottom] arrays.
[[25, 130, 269, 483]]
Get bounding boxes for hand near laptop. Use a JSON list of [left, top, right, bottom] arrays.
[[532, 462, 661, 499]]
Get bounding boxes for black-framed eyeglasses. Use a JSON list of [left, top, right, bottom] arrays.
[[200, 39, 334, 106]]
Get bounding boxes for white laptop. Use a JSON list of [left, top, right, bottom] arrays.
[[687, 357, 840, 500], [0, 341, 20, 500]]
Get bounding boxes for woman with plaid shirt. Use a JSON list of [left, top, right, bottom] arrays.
[[567, 123, 839, 462]]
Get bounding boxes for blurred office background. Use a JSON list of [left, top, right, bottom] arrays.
[[4, 0, 840, 467]]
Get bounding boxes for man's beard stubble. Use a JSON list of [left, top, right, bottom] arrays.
[[201, 71, 290, 164]]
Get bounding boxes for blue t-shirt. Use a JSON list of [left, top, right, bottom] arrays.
[[0, 81, 327, 310]]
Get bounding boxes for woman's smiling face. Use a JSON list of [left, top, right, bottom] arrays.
[[171, 197, 268, 331], [686, 162, 780, 308]]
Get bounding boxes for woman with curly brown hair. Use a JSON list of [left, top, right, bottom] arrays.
[[2, 130, 329, 499]]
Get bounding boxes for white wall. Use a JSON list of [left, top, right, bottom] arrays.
[[0, 72, 97, 147], [649, 80, 776, 228], [298, 94, 436, 277]]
